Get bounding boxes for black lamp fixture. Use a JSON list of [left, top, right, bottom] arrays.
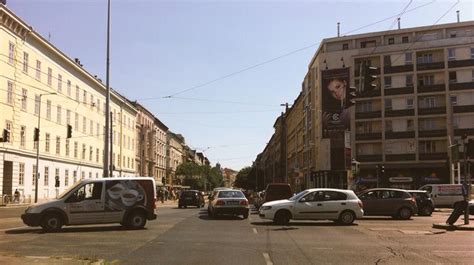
[[323, 59, 328, 70], [341, 57, 345, 68]]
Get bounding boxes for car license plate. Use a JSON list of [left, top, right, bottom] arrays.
[[227, 201, 239, 205]]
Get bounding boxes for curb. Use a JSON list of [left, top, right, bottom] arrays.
[[432, 223, 474, 231]]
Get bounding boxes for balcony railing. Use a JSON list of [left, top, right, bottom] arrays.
[[417, 61, 445, 71], [419, 152, 448, 160], [355, 111, 382, 119], [356, 154, 383, 162], [418, 106, 446, 115], [355, 132, 382, 141], [385, 131, 415, 139], [449, 82, 474, 91], [358, 89, 381, 98], [386, 154, 416, 161], [453, 105, 474, 113], [454, 128, 474, 136], [417, 84, 445, 93], [384, 86, 414, 96], [385, 109, 415, 117], [448, 59, 474, 68], [384, 64, 414, 74], [355, 67, 381, 77], [418, 129, 447, 138]]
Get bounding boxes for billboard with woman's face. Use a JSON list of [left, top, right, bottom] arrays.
[[321, 68, 350, 138]]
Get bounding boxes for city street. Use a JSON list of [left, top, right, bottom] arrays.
[[0, 204, 473, 264]]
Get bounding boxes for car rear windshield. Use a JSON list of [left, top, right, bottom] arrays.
[[182, 191, 198, 196], [218, 190, 245, 198]]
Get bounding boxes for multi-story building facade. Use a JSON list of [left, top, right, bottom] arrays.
[[132, 101, 156, 178], [166, 132, 185, 185], [0, 5, 136, 199], [154, 117, 168, 184]]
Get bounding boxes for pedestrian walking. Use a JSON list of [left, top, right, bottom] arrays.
[[13, 189, 20, 203]]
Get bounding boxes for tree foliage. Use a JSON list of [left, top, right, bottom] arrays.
[[176, 162, 224, 191]]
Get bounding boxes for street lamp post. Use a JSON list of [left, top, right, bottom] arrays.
[[103, 0, 111, 178], [34, 92, 56, 203]]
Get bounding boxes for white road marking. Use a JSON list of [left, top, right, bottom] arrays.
[[262, 252, 273, 265], [313, 247, 333, 250], [0, 226, 30, 232], [253, 228, 258, 234], [434, 251, 474, 253]]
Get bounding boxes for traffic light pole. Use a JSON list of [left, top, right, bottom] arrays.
[[463, 137, 469, 225]]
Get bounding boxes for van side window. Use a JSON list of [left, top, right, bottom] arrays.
[[69, 182, 102, 202]]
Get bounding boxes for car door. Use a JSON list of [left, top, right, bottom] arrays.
[[359, 190, 380, 215], [294, 191, 327, 220], [65, 181, 104, 225], [321, 191, 348, 220]]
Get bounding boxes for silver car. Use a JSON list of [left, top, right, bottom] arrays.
[[208, 189, 249, 219]]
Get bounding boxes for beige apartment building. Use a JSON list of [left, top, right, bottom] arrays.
[[166, 132, 185, 186], [154, 117, 168, 185], [0, 5, 136, 199]]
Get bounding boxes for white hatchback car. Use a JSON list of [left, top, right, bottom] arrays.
[[259, 188, 364, 225]]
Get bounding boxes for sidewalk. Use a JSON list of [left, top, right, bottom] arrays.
[[156, 199, 178, 208]]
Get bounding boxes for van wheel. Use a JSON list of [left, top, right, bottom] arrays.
[[41, 213, 64, 232], [338, 211, 355, 225], [420, 206, 433, 216], [128, 212, 147, 229], [398, 207, 412, 220], [274, 210, 291, 225]]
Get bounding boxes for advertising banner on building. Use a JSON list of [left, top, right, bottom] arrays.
[[321, 68, 350, 138]]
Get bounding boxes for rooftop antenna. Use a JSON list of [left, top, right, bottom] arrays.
[[457, 10, 460, 23], [397, 17, 401, 29], [48, 32, 51, 41], [337, 22, 340, 37]]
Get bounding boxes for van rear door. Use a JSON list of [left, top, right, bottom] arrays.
[[65, 181, 105, 225]]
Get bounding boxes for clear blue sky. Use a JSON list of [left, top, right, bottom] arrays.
[[8, 0, 473, 170]]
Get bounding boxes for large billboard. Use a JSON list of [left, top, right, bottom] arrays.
[[321, 68, 350, 138]]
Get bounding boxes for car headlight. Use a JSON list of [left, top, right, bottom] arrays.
[[260, 206, 272, 210]]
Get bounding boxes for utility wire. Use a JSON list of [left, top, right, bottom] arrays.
[[388, 0, 413, 30]]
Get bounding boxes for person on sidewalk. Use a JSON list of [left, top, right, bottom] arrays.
[[13, 189, 20, 204]]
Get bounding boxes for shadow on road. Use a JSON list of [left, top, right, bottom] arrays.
[[5, 225, 136, 234], [198, 214, 246, 221], [251, 221, 358, 227], [361, 217, 412, 221]]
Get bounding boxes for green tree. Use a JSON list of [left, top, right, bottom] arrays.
[[234, 167, 252, 189]]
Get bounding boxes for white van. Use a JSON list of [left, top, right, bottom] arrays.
[[21, 177, 157, 232], [418, 184, 467, 208]]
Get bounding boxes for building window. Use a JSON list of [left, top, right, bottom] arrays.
[[66, 109, 71, 125], [385, 120, 393, 131], [342, 43, 349, 50], [418, 75, 434, 86], [74, 142, 78, 158], [56, 136, 61, 155], [19, 163, 25, 186], [384, 99, 392, 110], [360, 40, 376, 48], [32, 165, 37, 186], [65, 170, 69, 187], [44, 167, 49, 186], [472, 69, 474, 81], [90, 120, 93, 135], [75, 113, 79, 130], [73, 170, 77, 183], [47, 68, 52, 86], [420, 119, 435, 130], [471, 48, 474, 59], [96, 148, 99, 163], [21, 88, 27, 111], [82, 144, 86, 160], [8, 42, 14, 64], [383, 55, 391, 67], [57, 74, 62, 93], [23, 52, 28, 73], [36, 60, 41, 80], [83, 90, 87, 105], [45, 133, 50, 152], [405, 53, 412, 65], [421, 97, 436, 108], [407, 119, 414, 131], [75, 86, 80, 101], [6, 81, 13, 104], [97, 99, 101, 113], [83, 117, 87, 133], [406, 75, 413, 87], [406, 98, 414, 109], [384, 76, 392, 88], [96, 123, 100, 137], [402, 36, 409, 43], [20, 126, 26, 147], [46, 100, 52, 120], [35, 94, 40, 115], [55, 168, 60, 187], [89, 146, 93, 161], [418, 53, 433, 64], [66, 139, 70, 156], [448, 48, 456, 61], [89, 172, 92, 179], [67, 80, 71, 96], [421, 141, 436, 153], [81, 171, 85, 180], [90, 95, 94, 109], [449, 72, 457, 84], [449, 31, 456, 38], [57, 105, 62, 124], [450, 95, 457, 106]]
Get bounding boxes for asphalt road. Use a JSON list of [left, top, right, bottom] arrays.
[[0, 204, 473, 264]]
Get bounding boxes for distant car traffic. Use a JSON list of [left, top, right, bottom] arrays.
[[178, 190, 205, 208], [259, 188, 364, 225], [357, 188, 417, 220], [208, 189, 249, 219], [407, 190, 434, 216]]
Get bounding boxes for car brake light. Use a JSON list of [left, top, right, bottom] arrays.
[[240, 200, 248, 206], [216, 200, 225, 205], [358, 200, 363, 209]]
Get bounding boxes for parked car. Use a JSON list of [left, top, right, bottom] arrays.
[[418, 184, 466, 208], [263, 183, 293, 205], [21, 177, 157, 232], [178, 190, 205, 208], [208, 189, 249, 219], [357, 188, 417, 220], [259, 188, 364, 225], [407, 190, 434, 216]]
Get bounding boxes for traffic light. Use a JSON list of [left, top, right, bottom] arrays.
[[55, 176, 60, 187], [345, 86, 357, 108], [34, 128, 39, 141], [467, 139, 474, 158], [2, 129, 10, 143], [362, 63, 379, 92], [67, 124, 72, 139]]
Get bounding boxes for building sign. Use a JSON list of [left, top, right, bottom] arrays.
[[321, 68, 351, 138], [389, 177, 413, 183]]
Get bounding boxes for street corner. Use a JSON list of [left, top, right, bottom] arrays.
[[432, 223, 474, 231]]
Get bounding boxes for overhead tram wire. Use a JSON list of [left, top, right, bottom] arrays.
[[387, 0, 413, 30]]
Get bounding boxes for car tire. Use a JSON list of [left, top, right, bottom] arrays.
[[184, 205, 187, 209], [127, 211, 147, 229], [41, 213, 64, 232], [243, 212, 249, 219], [274, 210, 291, 225], [338, 211, 355, 225], [419, 206, 433, 216], [397, 207, 412, 220]]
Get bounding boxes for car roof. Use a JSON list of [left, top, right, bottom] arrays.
[[406, 190, 427, 193], [362, 188, 409, 192], [305, 188, 353, 193]]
